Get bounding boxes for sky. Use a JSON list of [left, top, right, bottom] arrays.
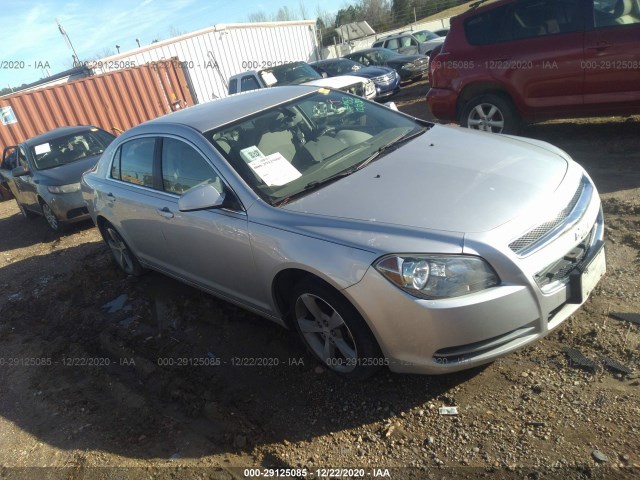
[[1, 0, 347, 89]]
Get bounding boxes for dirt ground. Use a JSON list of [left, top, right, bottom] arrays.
[[0, 80, 639, 480]]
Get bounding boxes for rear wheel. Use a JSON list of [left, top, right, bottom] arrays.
[[460, 94, 520, 134], [290, 278, 384, 380], [101, 221, 144, 276]]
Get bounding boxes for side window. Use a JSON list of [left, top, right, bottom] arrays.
[[465, 0, 581, 44], [241, 75, 260, 92], [594, 0, 640, 27], [386, 38, 400, 50], [111, 148, 121, 180], [401, 36, 415, 47], [118, 138, 155, 188], [228, 78, 238, 94], [161, 137, 223, 195], [372, 40, 382, 48], [506, 0, 582, 39]]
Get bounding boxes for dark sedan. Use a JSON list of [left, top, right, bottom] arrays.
[[343, 48, 429, 82], [310, 58, 400, 100], [0, 125, 116, 231]]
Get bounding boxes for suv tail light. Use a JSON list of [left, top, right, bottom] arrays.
[[428, 52, 448, 86]]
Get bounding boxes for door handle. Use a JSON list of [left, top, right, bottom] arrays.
[[105, 192, 116, 202], [157, 207, 174, 218]]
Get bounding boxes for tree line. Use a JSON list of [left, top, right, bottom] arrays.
[[248, 0, 471, 46]]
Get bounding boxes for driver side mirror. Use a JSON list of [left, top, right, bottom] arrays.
[[178, 183, 225, 212], [12, 165, 30, 177]]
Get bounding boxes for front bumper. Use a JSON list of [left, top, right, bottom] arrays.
[[45, 190, 90, 223], [343, 183, 605, 374]]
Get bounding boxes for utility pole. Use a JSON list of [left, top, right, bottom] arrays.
[[56, 18, 81, 66]]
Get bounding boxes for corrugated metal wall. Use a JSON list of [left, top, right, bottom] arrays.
[[0, 60, 193, 152], [93, 20, 319, 103]]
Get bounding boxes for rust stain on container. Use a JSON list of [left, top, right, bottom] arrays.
[[0, 59, 193, 151]]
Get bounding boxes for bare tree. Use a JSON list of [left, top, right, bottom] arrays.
[[247, 11, 270, 22], [299, 1, 309, 19]]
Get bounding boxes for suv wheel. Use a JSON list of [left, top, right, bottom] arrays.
[[461, 94, 520, 134]]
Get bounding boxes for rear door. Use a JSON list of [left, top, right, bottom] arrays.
[[106, 136, 175, 269], [583, 0, 640, 109], [467, 0, 586, 115]]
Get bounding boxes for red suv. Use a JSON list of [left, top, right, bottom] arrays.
[[427, 0, 640, 134]]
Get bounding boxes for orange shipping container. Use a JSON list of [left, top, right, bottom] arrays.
[[0, 59, 194, 152]]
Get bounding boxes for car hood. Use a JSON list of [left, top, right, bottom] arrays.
[[282, 125, 569, 234], [34, 154, 102, 186], [344, 66, 395, 78]]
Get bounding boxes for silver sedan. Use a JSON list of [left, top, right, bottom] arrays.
[[81, 86, 605, 379]]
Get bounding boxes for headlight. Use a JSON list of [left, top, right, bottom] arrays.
[[403, 63, 418, 71], [374, 255, 499, 299], [47, 183, 81, 194]]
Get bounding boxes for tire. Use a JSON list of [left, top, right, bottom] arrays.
[[100, 221, 144, 276], [16, 200, 37, 219], [41, 201, 65, 232], [290, 278, 383, 380], [460, 93, 520, 135]]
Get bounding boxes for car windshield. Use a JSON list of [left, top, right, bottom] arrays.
[[373, 49, 401, 61], [319, 59, 363, 76], [30, 129, 115, 170], [260, 62, 322, 86], [413, 30, 439, 42], [205, 90, 424, 205]]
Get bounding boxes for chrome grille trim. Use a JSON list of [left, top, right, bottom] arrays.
[[509, 176, 592, 257]]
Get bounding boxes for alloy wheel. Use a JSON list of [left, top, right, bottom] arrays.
[[466, 103, 505, 133], [105, 226, 135, 274], [294, 293, 358, 373]]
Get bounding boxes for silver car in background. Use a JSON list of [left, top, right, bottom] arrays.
[[81, 86, 605, 379], [1, 125, 116, 231]]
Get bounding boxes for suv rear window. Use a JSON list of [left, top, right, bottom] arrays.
[[464, 0, 582, 45]]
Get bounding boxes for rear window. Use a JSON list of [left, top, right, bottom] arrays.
[[464, 0, 582, 45]]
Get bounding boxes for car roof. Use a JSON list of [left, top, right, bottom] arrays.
[[22, 125, 98, 147], [145, 85, 320, 132]]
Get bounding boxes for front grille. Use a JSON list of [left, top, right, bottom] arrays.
[[534, 224, 596, 289], [509, 177, 588, 256], [372, 72, 396, 85]]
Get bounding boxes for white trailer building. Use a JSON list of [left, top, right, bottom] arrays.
[[94, 20, 320, 104]]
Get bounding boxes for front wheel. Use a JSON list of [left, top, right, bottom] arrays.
[[290, 278, 384, 380], [460, 94, 520, 134], [101, 221, 144, 276], [42, 201, 65, 232]]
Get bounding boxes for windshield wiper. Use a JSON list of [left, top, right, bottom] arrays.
[[355, 126, 428, 172], [275, 169, 356, 207]]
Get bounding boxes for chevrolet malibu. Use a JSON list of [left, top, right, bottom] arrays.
[[81, 86, 606, 379]]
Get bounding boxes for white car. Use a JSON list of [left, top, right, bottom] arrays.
[[228, 61, 377, 100]]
